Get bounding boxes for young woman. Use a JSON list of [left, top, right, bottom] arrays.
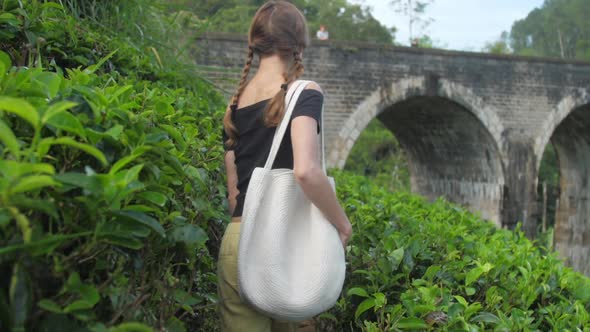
[[218, 1, 352, 330]]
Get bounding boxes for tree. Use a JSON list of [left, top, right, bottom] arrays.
[[390, 0, 434, 43], [185, 0, 396, 44], [482, 31, 511, 55], [509, 0, 590, 60]]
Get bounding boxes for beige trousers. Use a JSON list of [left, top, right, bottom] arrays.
[[217, 222, 315, 332]]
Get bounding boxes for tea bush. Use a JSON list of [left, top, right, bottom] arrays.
[[322, 170, 590, 331], [1, 1, 228, 331], [0, 48, 229, 330]]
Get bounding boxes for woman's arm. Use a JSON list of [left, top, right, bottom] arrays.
[[224, 150, 239, 216], [290, 84, 352, 247]]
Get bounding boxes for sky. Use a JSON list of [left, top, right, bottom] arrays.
[[354, 0, 545, 51]]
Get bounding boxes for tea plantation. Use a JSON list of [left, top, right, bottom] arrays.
[[0, 1, 588, 331]]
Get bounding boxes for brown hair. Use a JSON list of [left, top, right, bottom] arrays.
[[223, 0, 310, 148]]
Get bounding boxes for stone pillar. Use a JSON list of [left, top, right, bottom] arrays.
[[502, 141, 539, 237], [550, 105, 590, 276]]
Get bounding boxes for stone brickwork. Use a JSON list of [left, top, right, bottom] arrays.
[[194, 33, 590, 275]]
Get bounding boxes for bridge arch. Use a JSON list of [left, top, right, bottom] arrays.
[[535, 89, 590, 276], [331, 77, 507, 226]]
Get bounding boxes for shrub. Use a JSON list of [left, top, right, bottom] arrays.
[[321, 170, 590, 331], [0, 46, 227, 330]]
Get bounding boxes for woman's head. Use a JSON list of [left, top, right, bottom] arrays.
[[248, 1, 309, 60], [224, 1, 310, 148]]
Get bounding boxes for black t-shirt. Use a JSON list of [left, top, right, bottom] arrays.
[[223, 89, 323, 217]]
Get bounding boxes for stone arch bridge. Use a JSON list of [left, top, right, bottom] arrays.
[[194, 33, 590, 275]]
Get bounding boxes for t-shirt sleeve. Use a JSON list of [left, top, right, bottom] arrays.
[[291, 89, 324, 133], [222, 127, 234, 151]]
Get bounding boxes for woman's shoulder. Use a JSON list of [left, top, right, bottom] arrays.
[[303, 81, 323, 94]]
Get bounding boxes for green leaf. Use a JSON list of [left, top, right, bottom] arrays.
[[0, 50, 11, 73], [38, 299, 63, 313], [354, 298, 375, 320], [103, 125, 124, 140], [466, 266, 484, 286], [12, 208, 32, 243], [373, 292, 386, 308], [99, 233, 144, 249], [63, 299, 96, 313], [137, 191, 167, 206], [145, 132, 168, 144], [111, 210, 165, 238], [108, 322, 153, 332], [12, 197, 58, 219], [108, 85, 134, 102], [0, 160, 55, 179], [84, 50, 117, 74], [423, 265, 441, 281], [0, 13, 18, 27], [0, 97, 39, 129], [109, 147, 149, 175], [45, 111, 85, 137], [470, 312, 500, 324], [160, 124, 187, 151], [42, 101, 78, 123], [50, 137, 107, 166], [396, 317, 428, 329], [34, 72, 62, 99], [40, 2, 64, 10], [0, 232, 92, 256], [347, 287, 369, 298], [169, 224, 206, 246], [390, 247, 404, 269], [54, 172, 102, 195], [10, 175, 58, 194], [0, 118, 20, 158], [173, 289, 202, 306], [63, 273, 99, 312], [454, 295, 468, 308]]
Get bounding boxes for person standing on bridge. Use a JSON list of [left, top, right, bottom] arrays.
[[316, 24, 329, 40], [219, 1, 352, 331]]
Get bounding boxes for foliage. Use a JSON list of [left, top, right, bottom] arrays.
[[0, 51, 227, 331], [0, 0, 206, 82], [482, 32, 511, 55], [0, 1, 227, 331], [320, 170, 590, 331], [184, 0, 396, 44], [2, 1, 589, 331], [509, 0, 590, 60], [344, 119, 410, 192]]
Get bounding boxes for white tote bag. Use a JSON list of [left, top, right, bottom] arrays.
[[237, 80, 346, 322]]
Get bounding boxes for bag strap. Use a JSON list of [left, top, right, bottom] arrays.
[[264, 80, 325, 172], [320, 104, 326, 174]]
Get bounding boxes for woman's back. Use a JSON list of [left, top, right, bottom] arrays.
[[218, 1, 351, 330], [225, 84, 323, 218]]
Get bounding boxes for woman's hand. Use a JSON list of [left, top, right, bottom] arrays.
[[338, 221, 352, 250]]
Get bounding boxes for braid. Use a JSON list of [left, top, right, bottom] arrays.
[[264, 52, 305, 126], [223, 47, 254, 148]]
